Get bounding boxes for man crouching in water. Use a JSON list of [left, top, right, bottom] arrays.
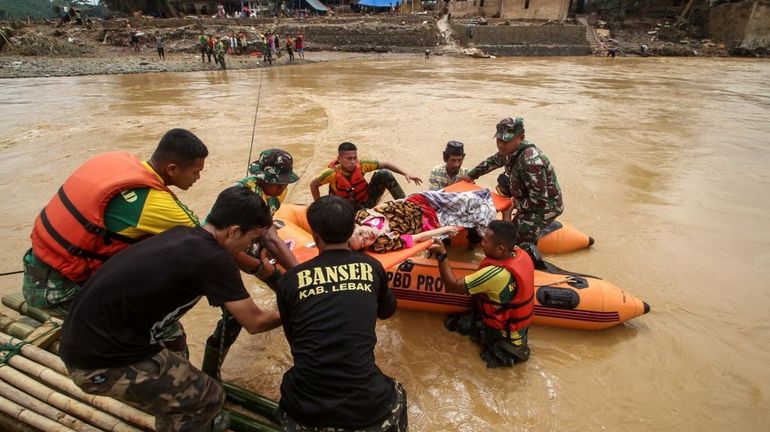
[[428, 220, 535, 367], [60, 187, 282, 431]]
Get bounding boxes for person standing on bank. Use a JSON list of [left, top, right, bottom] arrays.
[[154, 31, 165, 60], [310, 141, 422, 209], [428, 140, 470, 190], [60, 186, 282, 432], [428, 220, 534, 368], [276, 196, 408, 431], [460, 117, 563, 246]]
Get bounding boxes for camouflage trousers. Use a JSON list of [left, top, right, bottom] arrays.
[[361, 170, 405, 209], [495, 174, 562, 245], [22, 249, 190, 358], [445, 312, 530, 368], [67, 348, 225, 432], [277, 381, 408, 432]]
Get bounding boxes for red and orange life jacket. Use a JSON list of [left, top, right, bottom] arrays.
[[474, 247, 535, 335], [30, 152, 171, 283], [327, 159, 369, 204]]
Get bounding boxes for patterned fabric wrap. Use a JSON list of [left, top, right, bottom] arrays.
[[67, 349, 225, 431], [277, 381, 408, 432], [404, 194, 440, 231], [355, 201, 423, 253], [419, 189, 497, 236]]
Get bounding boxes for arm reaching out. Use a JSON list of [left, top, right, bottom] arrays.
[[379, 161, 423, 186]]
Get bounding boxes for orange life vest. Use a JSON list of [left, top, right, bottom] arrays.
[[474, 247, 535, 336], [30, 152, 171, 283], [328, 160, 369, 204]]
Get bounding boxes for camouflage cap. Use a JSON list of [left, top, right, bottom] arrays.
[[248, 149, 299, 184], [494, 117, 525, 142]]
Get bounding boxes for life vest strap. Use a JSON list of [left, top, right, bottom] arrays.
[[57, 187, 137, 246], [39, 209, 111, 262]]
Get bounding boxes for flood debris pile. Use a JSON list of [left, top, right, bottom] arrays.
[[0, 27, 92, 56]]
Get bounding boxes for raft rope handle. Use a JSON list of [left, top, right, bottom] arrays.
[[0, 318, 62, 365], [535, 276, 578, 287], [245, 68, 265, 176], [0, 270, 24, 277]]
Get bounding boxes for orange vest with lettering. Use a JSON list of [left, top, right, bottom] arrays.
[[475, 247, 535, 335], [30, 152, 171, 283]]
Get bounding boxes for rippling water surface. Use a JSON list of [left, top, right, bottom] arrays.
[[1, 56, 769, 431]]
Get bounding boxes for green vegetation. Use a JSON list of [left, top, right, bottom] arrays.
[[0, 1, 99, 20]]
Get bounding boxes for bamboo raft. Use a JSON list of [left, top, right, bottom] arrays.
[[0, 293, 281, 432]]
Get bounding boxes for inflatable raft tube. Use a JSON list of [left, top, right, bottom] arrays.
[[387, 257, 649, 330], [272, 209, 649, 330]]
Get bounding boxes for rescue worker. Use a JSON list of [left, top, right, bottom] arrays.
[[201, 149, 300, 378], [309, 141, 422, 209], [60, 186, 281, 432], [22, 128, 207, 356], [428, 220, 534, 367], [461, 117, 563, 246]]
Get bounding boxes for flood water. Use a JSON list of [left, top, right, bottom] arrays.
[[1, 56, 769, 431]]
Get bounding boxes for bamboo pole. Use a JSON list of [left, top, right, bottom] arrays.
[[0, 346, 154, 431], [0, 392, 77, 432], [0, 409, 40, 432], [0, 312, 36, 339], [0, 380, 105, 432], [223, 381, 280, 424], [0, 365, 141, 432], [227, 409, 282, 432], [2, 293, 61, 325], [0, 332, 68, 374]]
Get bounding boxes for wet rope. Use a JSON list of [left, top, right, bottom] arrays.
[[535, 276, 578, 287], [245, 68, 265, 176], [0, 319, 61, 364], [0, 270, 24, 277]]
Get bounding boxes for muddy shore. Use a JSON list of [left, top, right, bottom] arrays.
[[0, 14, 743, 79]]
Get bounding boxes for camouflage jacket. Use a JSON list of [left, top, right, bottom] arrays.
[[468, 140, 563, 216]]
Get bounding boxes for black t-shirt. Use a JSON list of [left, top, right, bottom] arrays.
[[277, 249, 398, 428], [60, 226, 249, 369]]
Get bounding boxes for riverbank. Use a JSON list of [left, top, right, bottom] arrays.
[[0, 50, 417, 79], [1, 14, 753, 79]]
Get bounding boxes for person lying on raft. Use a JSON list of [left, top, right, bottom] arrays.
[[347, 189, 497, 253]]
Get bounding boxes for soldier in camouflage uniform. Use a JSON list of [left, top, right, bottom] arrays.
[[461, 117, 563, 245], [60, 187, 282, 432], [202, 149, 300, 379]]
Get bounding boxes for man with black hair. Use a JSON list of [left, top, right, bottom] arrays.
[[310, 141, 422, 209], [23, 128, 207, 354], [428, 140, 470, 190], [60, 186, 281, 432], [201, 148, 300, 378], [428, 220, 535, 368], [276, 195, 408, 431]]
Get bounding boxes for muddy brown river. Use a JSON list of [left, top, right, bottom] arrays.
[[1, 56, 769, 431]]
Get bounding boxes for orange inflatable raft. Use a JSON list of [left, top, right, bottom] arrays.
[[273, 200, 650, 331]]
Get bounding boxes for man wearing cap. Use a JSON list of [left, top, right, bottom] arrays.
[[201, 148, 300, 378], [461, 117, 563, 246], [428, 140, 470, 191]]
